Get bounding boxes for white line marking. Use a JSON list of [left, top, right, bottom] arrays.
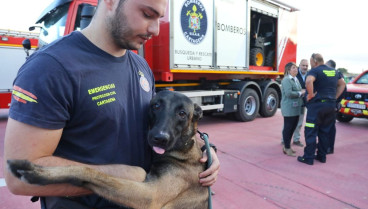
[[0, 178, 6, 187]]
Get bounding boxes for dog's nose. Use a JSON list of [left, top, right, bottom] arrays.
[[152, 132, 170, 145]]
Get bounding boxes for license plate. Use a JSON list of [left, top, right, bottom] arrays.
[[347, 103, 366, 110]]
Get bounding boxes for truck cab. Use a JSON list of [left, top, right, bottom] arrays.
[[9, 0, 299, 122], [31, 0, 96, 48]]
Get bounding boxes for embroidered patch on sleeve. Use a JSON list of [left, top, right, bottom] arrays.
[[12, 85, 38, 104]]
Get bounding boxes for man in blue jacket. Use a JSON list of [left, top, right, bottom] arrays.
[[297, 53, 345, 165]]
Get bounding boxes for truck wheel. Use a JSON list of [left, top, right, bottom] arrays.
[[265, 50, 275, 67], [235, 89, 260, 122], [250, 48, 264, 66], [259, 88, 278, 117], [336, 112, 354, 123]]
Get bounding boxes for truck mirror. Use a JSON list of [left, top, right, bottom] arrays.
[[22, 39, 31, 50], [22, 39, 31, 57]]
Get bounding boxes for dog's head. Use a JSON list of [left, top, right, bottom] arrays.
[[148, 91, 203, 155]]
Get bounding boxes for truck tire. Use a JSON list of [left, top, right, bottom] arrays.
[[235, 89, 260, 122], [250, 48, 264, 66], [259, 88, 278, 117], [336, 112, 354, 123], [265, 50, 275, 67]]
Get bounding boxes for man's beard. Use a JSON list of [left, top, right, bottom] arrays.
[[107, 2, 138, 50]]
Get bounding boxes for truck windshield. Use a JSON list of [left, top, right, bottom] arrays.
[[38, 3, 69, 47]]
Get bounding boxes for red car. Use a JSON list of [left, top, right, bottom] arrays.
[[337, 70, 368, 122]]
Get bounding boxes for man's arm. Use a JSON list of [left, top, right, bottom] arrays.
[[4, 118, 146, 197], [305, 75, 316, 101], [336, 78, 346, 99]]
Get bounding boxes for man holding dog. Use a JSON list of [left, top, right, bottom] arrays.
[[3, 0, 220, 208]]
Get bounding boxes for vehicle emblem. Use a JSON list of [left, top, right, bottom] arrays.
[[180, 0, 208, 45], [355, 94, 362, 99]]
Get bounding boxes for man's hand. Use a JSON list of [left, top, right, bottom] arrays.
[[307, 91, 317, 101], [199, 148, 220, 187]]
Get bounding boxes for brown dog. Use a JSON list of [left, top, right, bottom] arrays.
[[7, 91, 208, 209]]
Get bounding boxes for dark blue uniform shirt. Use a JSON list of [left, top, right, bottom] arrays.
[[10, 31, 155, 208], [307, 64, 342, 101]]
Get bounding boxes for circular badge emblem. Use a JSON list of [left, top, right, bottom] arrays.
[[180, 0, 207, 45], [140, 76, 150, 92]]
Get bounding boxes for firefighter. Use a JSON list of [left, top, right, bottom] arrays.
[[297, 53, 345, 165], [4, 0, 220, 208]]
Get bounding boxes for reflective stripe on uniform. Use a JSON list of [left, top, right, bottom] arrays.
[[305, 122, 315, 128]]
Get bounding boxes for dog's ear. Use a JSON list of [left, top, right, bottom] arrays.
[[193, 103, 203, 121]]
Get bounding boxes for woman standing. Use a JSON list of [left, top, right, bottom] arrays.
[[281, 62, 305, 156]]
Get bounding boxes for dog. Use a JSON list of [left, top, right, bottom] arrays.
[[7, 90, 209, 209]]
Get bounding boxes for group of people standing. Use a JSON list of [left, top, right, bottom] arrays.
[[280, 53, 346, 165]]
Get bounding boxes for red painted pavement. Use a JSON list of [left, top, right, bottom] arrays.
[[1, 109, 367, 208]]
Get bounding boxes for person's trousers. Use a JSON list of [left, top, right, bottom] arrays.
[[283, 115, 299, 149], [293, 107, 305, 141], [328, 117, 337, 152], [303, 101, 336, 160]]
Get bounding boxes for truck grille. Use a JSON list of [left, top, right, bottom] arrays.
[[344, 92, 368, 102]]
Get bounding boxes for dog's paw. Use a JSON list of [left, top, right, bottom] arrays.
[[7, 159, 45, 185]]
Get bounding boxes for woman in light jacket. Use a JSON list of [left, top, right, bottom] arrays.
[[281, 62, 305, 156]]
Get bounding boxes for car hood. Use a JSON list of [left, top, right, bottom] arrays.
[[347, 83, 368, 93]]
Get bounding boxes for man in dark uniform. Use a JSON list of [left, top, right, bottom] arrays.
[[325, 59, 345, 154], [297, 53, 346, 165]]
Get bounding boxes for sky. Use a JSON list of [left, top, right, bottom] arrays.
[[1, 0, 367, 74]]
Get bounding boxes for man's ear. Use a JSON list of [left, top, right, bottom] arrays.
[[193, 103, 203, 121]]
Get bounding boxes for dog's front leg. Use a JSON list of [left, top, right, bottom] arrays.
[[7, 159, 90, 186], [7, 160, 177, 209]]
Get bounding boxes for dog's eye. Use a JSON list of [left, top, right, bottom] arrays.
[[178, 111, 187, 118], [152, 103, 160, 110]]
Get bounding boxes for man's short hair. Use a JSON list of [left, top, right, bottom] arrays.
[[326, 60, 336, 68], [311, 53, 324, 64]]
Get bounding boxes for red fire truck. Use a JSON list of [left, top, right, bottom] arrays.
[[0, 0, 298, 122], [0, 29, 39, 109]]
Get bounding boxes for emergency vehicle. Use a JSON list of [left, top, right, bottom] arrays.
[[0, 29, 39, 108], [337, 70, 368, 122], [0, 0, 299, 122]]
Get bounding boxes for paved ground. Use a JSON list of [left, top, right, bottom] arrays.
[[1, 109, 367, 209]]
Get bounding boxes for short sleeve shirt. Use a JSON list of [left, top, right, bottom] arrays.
[[307, 64, 342, 100], [9, 31, 155, 208]]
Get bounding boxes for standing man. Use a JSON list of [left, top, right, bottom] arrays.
[[4, 0, 220, 208], [325, 59, 337, 154], [281, 59, 308, 147], [297, 53, 345, 165], [325, 59, 345, 154]]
